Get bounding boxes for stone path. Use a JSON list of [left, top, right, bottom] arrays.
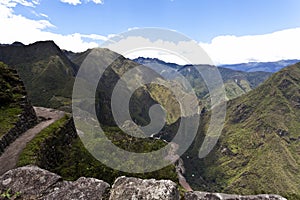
[[0, 107, 65, 175]]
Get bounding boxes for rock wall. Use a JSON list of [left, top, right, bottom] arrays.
[[36, 117, 77, 170], [0, 166, 288, 200], [0, 69, 37, 155]]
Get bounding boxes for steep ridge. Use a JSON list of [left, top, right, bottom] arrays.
[[184, 63, 300, 199], [0, 43, 184, 125], [69, 48, 191, 126], [64, 49, 92, 67], [0, 41, 76, 111]]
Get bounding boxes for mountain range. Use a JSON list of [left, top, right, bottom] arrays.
[[220, 59, 300, 73], [134, 57, 272, 102], [0, 41, 299, 199]]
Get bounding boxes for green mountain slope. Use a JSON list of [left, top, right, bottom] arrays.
[[0, 41, 76, 111], [69, 48, 184, 126], [0, 43, 183, 125], [184, 63, 300, 199], [0, 62, 24, 137]]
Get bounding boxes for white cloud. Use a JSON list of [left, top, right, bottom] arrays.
[[104, 28, 300, 65], [2, 0, 300, 63], [126, 49, 189, 65], [60, 0, 104, 5], [87, 0, 103, 4], [80, 34, 108, 41], [60, 0, 81, 5], [1, 0, 36, 7], [127, 27, 139, 31], [0, 1, 107, 52], [200, 28, 300, 65], [40, 13, 49, 18], [103, 36, 213, 65]]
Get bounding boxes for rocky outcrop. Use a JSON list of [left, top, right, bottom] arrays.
[[0, 68, 37, 155], [109, 176, 180, 200], [184, 191, 287, 200], [0, 166, 110, 200], [0, 166, 288, 200]]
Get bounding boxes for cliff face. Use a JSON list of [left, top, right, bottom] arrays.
[[0, 166, 287, 200], [0, 62, 37, 155]]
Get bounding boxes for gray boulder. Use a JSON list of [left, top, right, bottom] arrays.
[[43, 177, 110, 200], [0, 165, 61, 199], [0, 165, 110, 200], [184, 191, 287, 200], [109, 176, 179, 200]]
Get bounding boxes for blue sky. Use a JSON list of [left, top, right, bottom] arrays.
[[1, 0, 300, 64], [15, 0, 300, 41]]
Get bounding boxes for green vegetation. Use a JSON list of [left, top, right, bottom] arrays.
[[184, 63, 300, 198], [0, 62, 23, 137], [0, 41, 75, 111], [17, 115, 69, 166], [52, 136, 177, 184], [94, 54, 184, 126], [5, 42, 295, 197], [0, 107, 22, 138], [147, 83, 181, 124], [18, 115, 178, 185], [0, 188, 21, 200]]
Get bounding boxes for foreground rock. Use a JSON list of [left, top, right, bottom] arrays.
[[109, 176, 180, 200], [43, 177, 110, 200], [0, 166, 288, 200], [184, 191, 287, 200], [0, 166, 110, 200]]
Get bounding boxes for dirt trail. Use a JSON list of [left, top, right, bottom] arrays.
[[0, 107, 65, 175]]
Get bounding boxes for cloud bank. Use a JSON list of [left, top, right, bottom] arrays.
[[0, 0, 106, 52], [200, 28, 300, 64], [1, 1, 300, 64], [60, 0, 81, 5]]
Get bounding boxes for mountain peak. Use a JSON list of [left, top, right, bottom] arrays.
[[11, 41, 24, 46]]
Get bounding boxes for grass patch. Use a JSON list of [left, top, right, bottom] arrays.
[[17, 116, 178, 185], [0, 62, 24, 138], [0, 106, 22, 138], [17, 115, 69, 166]]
